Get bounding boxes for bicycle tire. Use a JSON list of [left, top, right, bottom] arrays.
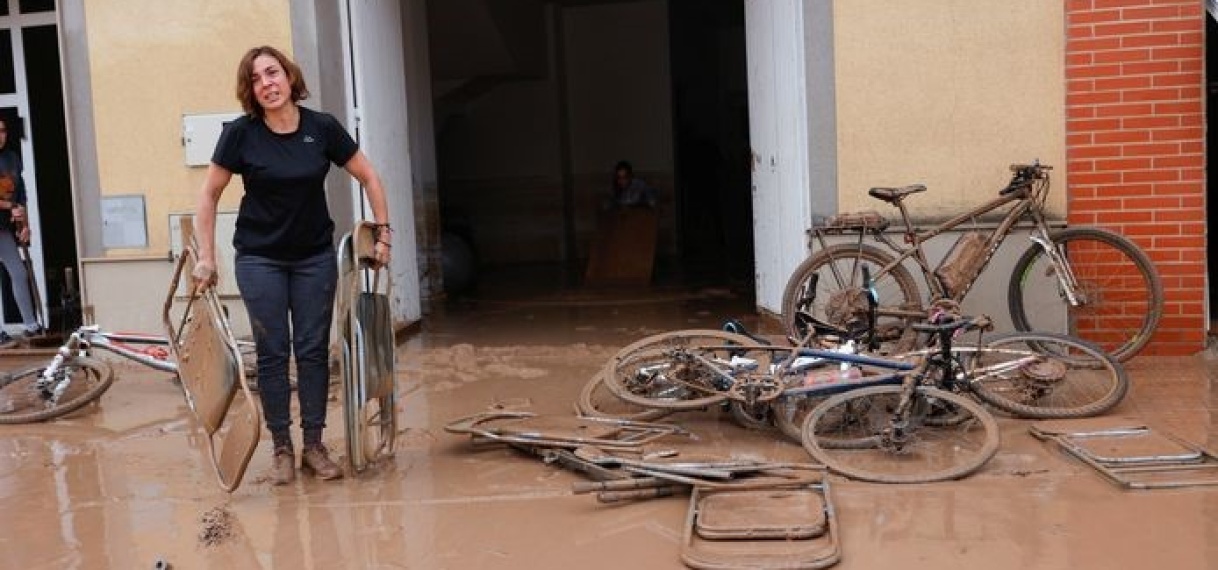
[[0, 356, 115, 424], [801, 385, 999, 484], [603, 330, 764, 411], [781, 244, 923, 354], [771, 392, 827, 443], [1007, 227, 1163, 362], [964, 331, 1129, 419], [576, 365, 672, 421]]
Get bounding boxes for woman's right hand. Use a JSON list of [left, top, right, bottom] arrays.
[[191, 259, 218, 294]]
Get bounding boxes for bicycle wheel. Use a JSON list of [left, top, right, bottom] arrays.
[[1008, 227, 1163, 362], [772, 392, 826, 443], [0, 356, 115, 424], [781, 244, 922, 354], [801, 385, 999, 484], [576, 365, 672, 421], [603, 330, 766, 411], [964, 331, 1129, 419]]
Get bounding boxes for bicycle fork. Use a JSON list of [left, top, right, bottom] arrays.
[[35, 353, 69, 406], [35, 336, 86, 406], [878, 374, 924, 453], [1029, 232, 1088, 307]]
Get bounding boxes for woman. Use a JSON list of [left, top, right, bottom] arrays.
[[0, 115, 43, 346], [193, 46, 392, 485]]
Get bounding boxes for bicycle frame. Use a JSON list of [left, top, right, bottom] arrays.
[[36, 326, 178, 404], [772, 348, 918, 399], [673, 340, 925, 406], [813, 170, 1082, 320], [704, 318, 1024, 404]]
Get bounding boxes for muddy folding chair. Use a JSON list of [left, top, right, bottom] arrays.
[[680, 478, 842, 570], [162, 238, 262, 492], [569, 450, 828, 504], [1030, 418, 1218, 490], [444, 410, 686, 452], [336, 221, 398, 473]]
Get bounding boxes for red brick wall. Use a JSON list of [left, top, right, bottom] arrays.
[[1065, 0, 1206, 355]]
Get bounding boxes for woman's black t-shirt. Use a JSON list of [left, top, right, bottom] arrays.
[[211, 107, 358, 260]]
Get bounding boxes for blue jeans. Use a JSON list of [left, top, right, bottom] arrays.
[[235, 248, 337, 441], [0, 231, 39, 329]]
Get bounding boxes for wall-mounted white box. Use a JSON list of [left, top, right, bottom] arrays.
[[101, 194, 148, 249], [182, 112, 242, 166]]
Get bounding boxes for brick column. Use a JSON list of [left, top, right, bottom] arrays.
[[1065, 0, 1206, 355]]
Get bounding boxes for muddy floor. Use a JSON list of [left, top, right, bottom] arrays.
[[2, 282, 1217, 569]]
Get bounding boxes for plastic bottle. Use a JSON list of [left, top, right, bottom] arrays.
[[804, 363, 862, 387], [801, 340, 863, 386]]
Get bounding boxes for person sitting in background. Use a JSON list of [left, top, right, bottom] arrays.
[[608, 160, 658, 208]]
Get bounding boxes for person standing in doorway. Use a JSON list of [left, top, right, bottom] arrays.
[[193, 46, 392, 485], [0, 115, 44, 347]]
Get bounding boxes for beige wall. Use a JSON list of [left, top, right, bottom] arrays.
[[78, 1, 291, 334], [82, 257, 251, 351], [833, 0, 1066, 220], [84, 0, 292, 256]]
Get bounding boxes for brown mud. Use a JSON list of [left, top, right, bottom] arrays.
[[2, 285, 1217, 569]]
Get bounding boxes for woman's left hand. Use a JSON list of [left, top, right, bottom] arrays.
[[373, 240, 391, 269]]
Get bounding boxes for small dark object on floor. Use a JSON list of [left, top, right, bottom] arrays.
[[198, 506, 234, 547]]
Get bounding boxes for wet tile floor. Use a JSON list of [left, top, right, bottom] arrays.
[[1, 286, 1217, 569]]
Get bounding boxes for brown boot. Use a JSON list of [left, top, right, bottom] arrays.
[[271, 446, 296, 486], [301, 443, 343, 480]]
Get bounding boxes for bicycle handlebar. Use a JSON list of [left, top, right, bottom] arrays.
[[1001, 161, 1052, 195], [1009, 162, 1053, 174]]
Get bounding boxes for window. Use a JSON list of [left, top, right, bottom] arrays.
[[0, 30, 13, 95], [19, 0, 55, 14]]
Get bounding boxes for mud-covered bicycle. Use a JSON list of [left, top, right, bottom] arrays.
[[0, 308, 257, 425], [781, 161, 1162, 361], [591, 308, 1128, 483]]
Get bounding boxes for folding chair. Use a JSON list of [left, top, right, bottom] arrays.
[[336, 222, 398, 473]]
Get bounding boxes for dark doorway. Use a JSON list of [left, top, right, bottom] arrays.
[[668, 0, 752, 285], [426, 0, 751, 300], [0, 25, 78, 332]]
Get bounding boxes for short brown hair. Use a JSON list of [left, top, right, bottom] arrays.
[[235, 46, 310, 117]]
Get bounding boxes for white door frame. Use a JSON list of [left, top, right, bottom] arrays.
[[339, 0, 422, 324], [745, 0, 812, 315]]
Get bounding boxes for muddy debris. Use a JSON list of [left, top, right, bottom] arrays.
[[197, 505, 234, 547]]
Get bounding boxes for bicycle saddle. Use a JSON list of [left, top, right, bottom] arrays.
[[721, 319, 774, 346], [868, 184, 927, 203]]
